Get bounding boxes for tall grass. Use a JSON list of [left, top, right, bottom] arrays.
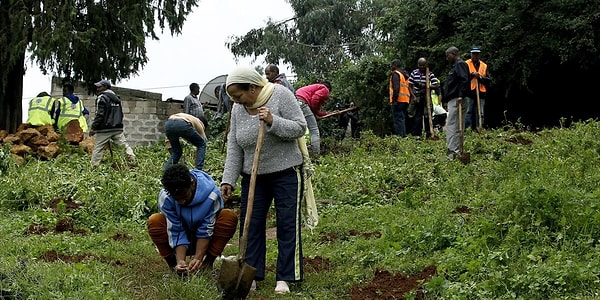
[[1, 121, 599, 299]]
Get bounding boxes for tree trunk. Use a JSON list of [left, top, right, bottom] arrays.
[[0, 52, 25, 133]]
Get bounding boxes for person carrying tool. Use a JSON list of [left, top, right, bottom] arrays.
[[443, 47, 470, 160], [408, 58, 440, 138], [295, 81, 331, 155], [147, 164, 238, 273], [221, 66, 307, 294], [464, 46, 491, 131]]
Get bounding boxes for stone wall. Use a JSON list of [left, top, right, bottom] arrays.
[[51, 77, 183, 146]]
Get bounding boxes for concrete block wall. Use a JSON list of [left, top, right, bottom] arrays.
[[51, 77, 183, 146]]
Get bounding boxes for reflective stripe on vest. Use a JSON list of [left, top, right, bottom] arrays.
[[389, 70, 410, 103], [27, 96, 54, 126], [57, 98, 84, 130], [466, 59, 488, 92]]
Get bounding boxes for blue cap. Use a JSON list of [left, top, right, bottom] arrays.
[[470, 46, 481, 53], [94, 80, 112, 88]]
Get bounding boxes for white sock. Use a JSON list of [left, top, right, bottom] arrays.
[[250, 280, 257, 291]]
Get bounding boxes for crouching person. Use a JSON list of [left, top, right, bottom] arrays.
[[147, 164, 238, 273]]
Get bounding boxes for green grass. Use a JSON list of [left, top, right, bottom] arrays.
[[1, 121, 600, 299]]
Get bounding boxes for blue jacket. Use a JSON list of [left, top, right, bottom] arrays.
[[157, 170, 224, 249]]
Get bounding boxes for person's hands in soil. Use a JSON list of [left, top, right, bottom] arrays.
[[175, 260, 188, 273], [187, 257, 202, 273]]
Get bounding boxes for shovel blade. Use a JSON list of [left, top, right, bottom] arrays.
[[218, 258, 257, 299], [460, 152, 471, 164]]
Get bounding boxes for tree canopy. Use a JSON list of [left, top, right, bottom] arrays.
[[228, 0, 600, 134], [0, 0, 200, 133]]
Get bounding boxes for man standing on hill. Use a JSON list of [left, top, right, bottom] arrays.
[[265, 64, 295, 93], [408, 58, 440, 138], [89, 80, 135, 166], [464, 46, 492, 130], [184, 83, 205, 119], [443, 47, 470, 160], [389, 59, 412, 138]]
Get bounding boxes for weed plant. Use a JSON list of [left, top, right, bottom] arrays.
[[1, 121, 599, 299]]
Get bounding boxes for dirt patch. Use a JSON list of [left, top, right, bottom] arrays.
[[321, 230, 382, 243], [112, 232, 133, 241], [26, 218, 87, 236], [25, 223, 50, 235], [55, 217, 75, 232], [304, 256, 333, 273], [39, 250, 124, 267], [39, 250, 96, 263], [47, 197, 83, 212], [350, 265, 437, 300], [505, 135, 532, 145], [452, 206, 471, 214]]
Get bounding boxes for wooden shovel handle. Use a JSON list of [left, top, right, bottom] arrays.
[[238, 120, 266, 261]]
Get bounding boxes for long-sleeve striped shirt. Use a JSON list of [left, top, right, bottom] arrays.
[[183, 93, 205, 119]]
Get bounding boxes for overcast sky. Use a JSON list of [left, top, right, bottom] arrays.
[[22, 0, 294, 116]]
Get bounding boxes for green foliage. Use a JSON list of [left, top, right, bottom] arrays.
[[1, 122, 600, 299]]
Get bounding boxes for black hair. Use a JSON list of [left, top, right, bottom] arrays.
[[189, 83, 200, 91], [228, 82, 251, 91], [266, 64, 279, 74], [161, 164, 192, 195], [390, 59, 402, 69], [63, 83, 75, 93], [198, 115, 209, 131], [321, 80, 332, 92], [36, 92, 49, 97]]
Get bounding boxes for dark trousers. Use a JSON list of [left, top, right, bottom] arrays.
[[410, 94, 432, 137], [240, 166, 304, 282], [391, 102, 408, 137]]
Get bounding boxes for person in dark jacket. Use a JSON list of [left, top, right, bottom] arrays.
[[443, 46, 470, 160], [90, 80, 135, 166]]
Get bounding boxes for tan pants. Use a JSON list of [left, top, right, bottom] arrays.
[[147, 209, 238, 257]]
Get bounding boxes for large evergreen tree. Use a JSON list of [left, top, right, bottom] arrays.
[[0, 0, 199, 133]]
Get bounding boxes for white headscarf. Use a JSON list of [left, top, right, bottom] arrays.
[[226, 66, 275, 109]]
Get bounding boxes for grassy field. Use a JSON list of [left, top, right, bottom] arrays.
[[1, 121, 599, 299]]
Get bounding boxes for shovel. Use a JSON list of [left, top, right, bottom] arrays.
[[475, 83, 484, 133], [425, 67, 437, 140], [457, 98, 471, 164], [219, 120, 266, 299]]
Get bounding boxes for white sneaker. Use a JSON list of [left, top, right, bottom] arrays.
[[250, 280, 257, 291], [275, 281, 289, 294]]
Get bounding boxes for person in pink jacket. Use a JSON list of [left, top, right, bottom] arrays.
[[295, 82, 331, 155]]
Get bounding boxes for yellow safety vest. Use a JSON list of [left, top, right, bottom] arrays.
[[27, 96, 55, 126], [57, 97, 88, 132]]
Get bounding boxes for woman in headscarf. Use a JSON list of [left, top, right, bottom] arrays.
[[220, 66, 307, 294]]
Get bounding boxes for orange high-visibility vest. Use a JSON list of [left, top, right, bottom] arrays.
[[389, 70, 410, 103], [466, 59, 487, 92]]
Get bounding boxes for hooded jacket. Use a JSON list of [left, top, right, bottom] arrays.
[[91, 89, 124, 132], [157, 170, 224, 248]]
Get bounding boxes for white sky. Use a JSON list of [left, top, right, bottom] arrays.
[[22, 0, 294, 117]]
